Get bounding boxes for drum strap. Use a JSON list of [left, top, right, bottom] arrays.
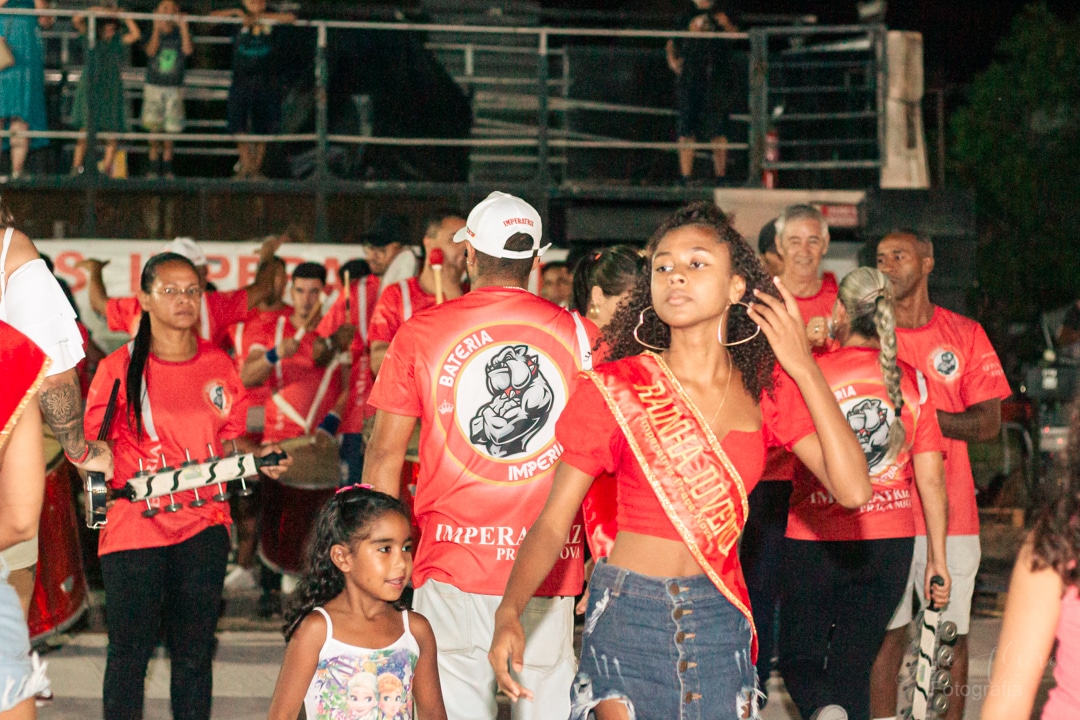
[[234, 321, 246, 361], [357, 282, 369, 345], [0, 227, 12, 301], [271, 355, 341, 435], [125, 342, 161, 442], [199, 294, 211, 341], [571, 312, 593, 371], [274, 315, 287, 387], [399, 279, 412, 322]]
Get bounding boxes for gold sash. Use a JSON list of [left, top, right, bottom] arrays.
[[587, 353, 758, 660]]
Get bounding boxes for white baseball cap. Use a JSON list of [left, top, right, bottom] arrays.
[[162, 237, 207, 266], [452, 192, 549, 259]]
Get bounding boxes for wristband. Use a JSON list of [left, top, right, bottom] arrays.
[[265, 347, 280, 365], [317, 412, 341, 437], [66, 443, 92, 465]]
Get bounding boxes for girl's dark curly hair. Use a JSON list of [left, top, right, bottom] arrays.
[[1030, 399, 1080, 588], [601, 201, 779, 400], [283, 487, 412, 640]]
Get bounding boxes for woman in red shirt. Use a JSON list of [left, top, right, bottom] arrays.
[[85, 253, 289, 720], [489, 202, 871, 719], [779, 267, 950, 720]]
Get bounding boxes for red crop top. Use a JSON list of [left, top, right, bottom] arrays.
[[556, 362, 817, 541]]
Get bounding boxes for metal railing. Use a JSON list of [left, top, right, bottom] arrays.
[[0, 7, 889, 238]]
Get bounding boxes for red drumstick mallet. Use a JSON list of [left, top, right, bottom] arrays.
[[430, 248, 445, 304]]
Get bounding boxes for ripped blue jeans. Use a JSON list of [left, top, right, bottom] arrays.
[[572, 560, 760, 720]]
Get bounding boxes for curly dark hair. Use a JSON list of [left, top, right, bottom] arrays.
[[1030, 400, 1080, 588], [601, 201, 779, 400], [0, 194, 13, 227], [283, 487, 412, 640]]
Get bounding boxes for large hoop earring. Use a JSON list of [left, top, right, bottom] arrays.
[[633, 307, 668, 351], [718, 302, 762, 347]]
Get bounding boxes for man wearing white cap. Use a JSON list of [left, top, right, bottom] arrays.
[[364, 192, 595, 720], [82, 235, 283, 348]]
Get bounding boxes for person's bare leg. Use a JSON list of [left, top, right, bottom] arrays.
[[251, 142, 267, 177], [0, 696, 36, 720], [148, 140, 161, 163], [72, 138, 88, 172], [870, 626, 908, 718], [678, 136, 695, 179], [235, 143, 250, 177], [944, 636, 969, 720], [594, 700, 631, 720], [6, 567, 34, 618], [9, 119, 30, 177], [101, 141, 117, 176], [711, 135, 728, 179], [163, 139, 174, 163]]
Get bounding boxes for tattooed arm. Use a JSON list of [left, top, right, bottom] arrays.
[[40, 369, 113, 481]]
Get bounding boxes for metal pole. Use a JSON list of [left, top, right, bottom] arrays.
[[746, 28, 767, 188], [83, 11, 98, 237], [314, 22, 329, 243], [535, 30, 550, 186], [936, 87, 946, 188]]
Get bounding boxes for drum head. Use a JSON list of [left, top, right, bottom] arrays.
[[277, 434, 340, 490]]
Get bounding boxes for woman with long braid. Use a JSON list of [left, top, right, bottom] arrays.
[[778, 267, 951, 720], [84, 252, 290, 720]]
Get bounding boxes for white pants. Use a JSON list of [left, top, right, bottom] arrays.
[[413, 579, 576, 720]]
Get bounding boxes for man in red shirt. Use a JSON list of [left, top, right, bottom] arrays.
[[82, 235, 283, 349], [743, 203, 841, 692], [363, 192, 593, 720], [870, 230, 1010, 720], [369, 210, 467, 376]]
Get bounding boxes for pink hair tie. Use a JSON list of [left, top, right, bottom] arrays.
[[336, 483, 374, 495]]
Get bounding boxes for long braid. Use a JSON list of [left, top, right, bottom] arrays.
[[838, 267, 906, 464], [873, 288, 907, 464]]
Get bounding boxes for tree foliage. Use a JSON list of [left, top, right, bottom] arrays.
[[951, 3, 1080, 322]]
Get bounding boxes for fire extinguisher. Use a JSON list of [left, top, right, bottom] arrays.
[[763, 127, 779, 189]]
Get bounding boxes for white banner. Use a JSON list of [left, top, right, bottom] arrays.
[[36, 239, 369, 350]]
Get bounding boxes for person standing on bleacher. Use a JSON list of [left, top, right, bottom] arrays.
[[141, 0, 193, 179]]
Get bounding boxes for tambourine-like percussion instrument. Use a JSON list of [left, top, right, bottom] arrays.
[[85, 443, 288, 528]]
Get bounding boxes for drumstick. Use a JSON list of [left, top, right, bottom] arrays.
[[430, 248, 444, 304], [343, 269, 351, 318], [98, 379, 121, 442]]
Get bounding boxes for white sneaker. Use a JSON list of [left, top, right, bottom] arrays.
[[280, 573, 299, 595], [809, 706, 849, 720], [223, 566, 258, 592]]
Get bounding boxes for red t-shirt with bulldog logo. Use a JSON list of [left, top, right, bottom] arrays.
[[85, 340, 248, 556], [787, 346, 946, 541], [369, 287, 595, 596], [895, 307, 1011, 536]]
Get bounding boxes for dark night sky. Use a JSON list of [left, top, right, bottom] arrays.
[[544, 0, 1080, 87]]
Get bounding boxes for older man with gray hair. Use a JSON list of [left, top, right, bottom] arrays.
[[775, 204, 838, 349]]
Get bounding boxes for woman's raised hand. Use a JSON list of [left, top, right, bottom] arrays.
[[747, 277, 815, 376]]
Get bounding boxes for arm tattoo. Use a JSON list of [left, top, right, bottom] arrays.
[[39, 375, 89, 458]]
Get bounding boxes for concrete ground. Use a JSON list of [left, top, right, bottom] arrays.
[[34, 593, 1039, 720]]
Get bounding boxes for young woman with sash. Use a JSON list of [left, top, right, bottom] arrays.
[[84, 252, 290, 720], [489, 202, 872, 719], [779, 268, 950, 720], [0, 321, 52, 717]]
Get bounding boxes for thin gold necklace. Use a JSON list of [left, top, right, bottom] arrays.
[[707, 359, 734, 429]]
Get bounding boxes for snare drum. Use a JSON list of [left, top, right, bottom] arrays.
[[277, 434, 340, 490], [29, 439, 89, 644], [258, 434, 338, 575]]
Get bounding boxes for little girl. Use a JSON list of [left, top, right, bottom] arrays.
[[268, 485, 446, 720]]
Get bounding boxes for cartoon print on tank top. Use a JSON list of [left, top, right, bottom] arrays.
[[311, 644, 416, 720]]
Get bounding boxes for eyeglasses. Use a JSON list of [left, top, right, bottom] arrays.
[[153, 286, 202, 300]]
